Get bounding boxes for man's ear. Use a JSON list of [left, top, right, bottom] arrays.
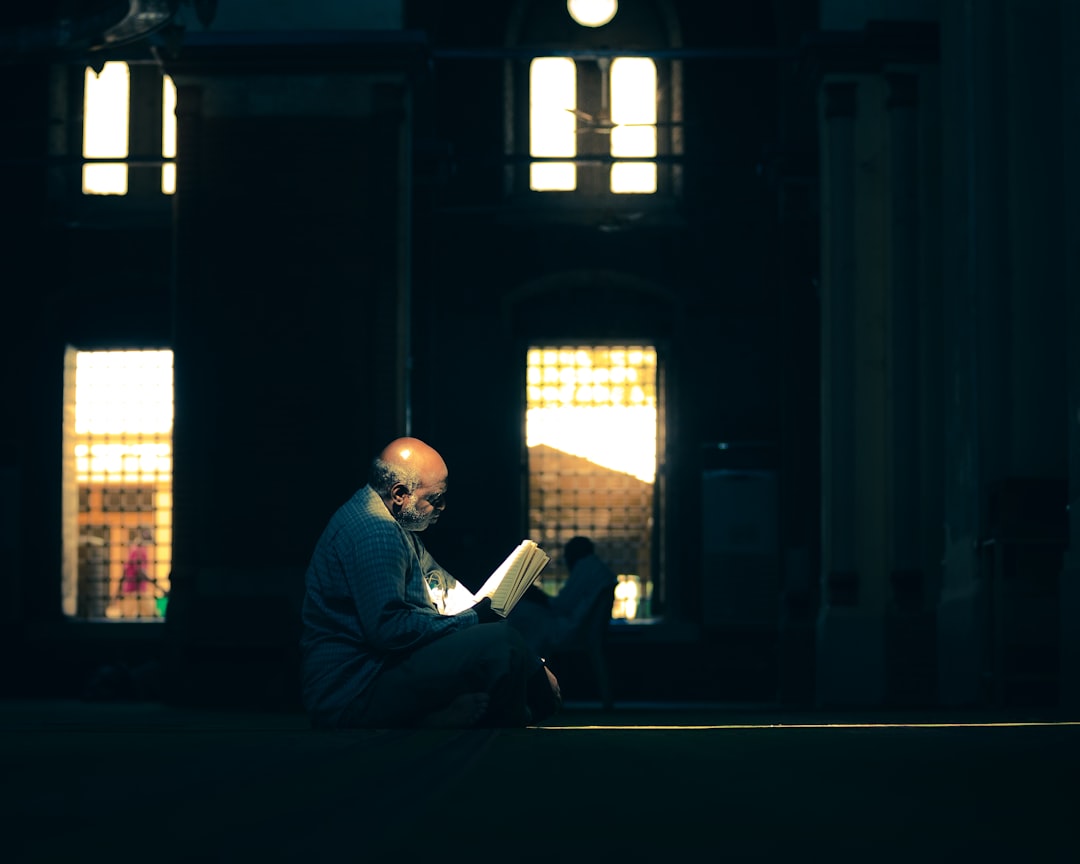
[[389, 483, 411, 506]]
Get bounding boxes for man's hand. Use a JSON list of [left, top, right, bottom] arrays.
[[472, 596, 501, 624]]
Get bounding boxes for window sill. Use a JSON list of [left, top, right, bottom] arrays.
[[55, 193, 175, 232], [608, 615, 700, 643], [25, 617, 166, 644], [497, 193, 685, 230]]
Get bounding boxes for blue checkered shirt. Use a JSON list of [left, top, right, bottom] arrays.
[[299, 485, 480, 728]]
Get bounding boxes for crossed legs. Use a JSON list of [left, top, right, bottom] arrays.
[[341, 622, 544, 728]]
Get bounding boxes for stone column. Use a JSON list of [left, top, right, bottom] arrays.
[[980, 0, 1067, 707], [885, 72, 920, 591], [819, 79, 858, 609], [816, 76, 886, 706], [163, 38, 417, 707], [936, 0, 1009, 706], [1062, 0, 1080, 710], [884, 71, 934, 704]]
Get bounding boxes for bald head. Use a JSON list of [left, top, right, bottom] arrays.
[[379, 437, 447, 481], [371, 437, 448, 531]]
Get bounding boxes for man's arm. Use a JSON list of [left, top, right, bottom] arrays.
[[415, 540, 500, 621], [343, 527, 481, 652]]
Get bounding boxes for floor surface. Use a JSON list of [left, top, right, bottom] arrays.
[[2, 698, 1077, 863]]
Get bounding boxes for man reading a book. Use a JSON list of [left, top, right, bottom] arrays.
[[299, 436, 561, 729]]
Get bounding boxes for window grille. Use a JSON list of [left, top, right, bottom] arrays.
[[526, 345, 658, 618], [62, 348, 173, 620]]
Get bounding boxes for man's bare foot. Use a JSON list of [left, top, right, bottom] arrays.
[[544, 666, 561, 704], [418, 692, 490, 728]]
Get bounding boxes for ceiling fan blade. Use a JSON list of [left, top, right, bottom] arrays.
[[565, 107, 596, 122]]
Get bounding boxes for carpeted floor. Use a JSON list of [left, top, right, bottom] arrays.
[[1, 699, 1077, 862]]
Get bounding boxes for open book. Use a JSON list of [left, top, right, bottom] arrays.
[[475, 539, 550, 617], [437, 539, 550, 618]]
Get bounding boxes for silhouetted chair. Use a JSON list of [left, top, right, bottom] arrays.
[[551, 583, 616, 711]]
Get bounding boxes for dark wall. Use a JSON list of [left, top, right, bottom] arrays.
[[408, 2, 814, 621], [1, 0, 820, 706]]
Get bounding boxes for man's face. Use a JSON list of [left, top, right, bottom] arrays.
[[394, 484, 447, 532]]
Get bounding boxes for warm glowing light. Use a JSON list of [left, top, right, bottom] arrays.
[[568, 0, 618, 28], [540, 721, 1080, 731], [527, 405, 656, 481], [530, 58, 577, 191], [75, 350, 174, 434], [526, 345, 657, 482], [83, 62, 130, 195], [613, 574, 640, 619], [75, 442, 172, 484], [64, 348, 174, 620]]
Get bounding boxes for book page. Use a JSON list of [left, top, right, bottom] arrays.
[[489, 541, 549, 616], [476, 540, 532, 600], [434, 541, 547, 618], [472, 540, 550, 617]]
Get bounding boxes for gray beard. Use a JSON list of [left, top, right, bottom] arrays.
[[395, 498, 433, 532]]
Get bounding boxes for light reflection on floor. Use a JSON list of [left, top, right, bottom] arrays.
[[542, 720, 1080, 730]]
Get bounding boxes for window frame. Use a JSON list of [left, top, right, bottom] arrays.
[[49, 56, 177, 227], [506, 49, 683, 211], [518, 336, 672, 625], [61, 345, 175, 623]]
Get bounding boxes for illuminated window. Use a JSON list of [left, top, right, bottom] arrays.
[[526, 345, 658, 618], [529, 57, 658, 194], [162, 74, 177, 195], [610, 58, 657, 194], [82, 61, 177, 196], [83, 62, 129, 195], [530, 58, 577, 191], [62, 348, 174, 620]]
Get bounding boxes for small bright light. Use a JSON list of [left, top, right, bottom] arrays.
[[613, 575, 640, 619], [568, 0, 618, 28]]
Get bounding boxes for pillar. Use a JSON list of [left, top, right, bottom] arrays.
[[884, 70, 935, 705], [162, 35, 418, 707], [1062, 0, 1080, 710], [816, 76, 887, 706]]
